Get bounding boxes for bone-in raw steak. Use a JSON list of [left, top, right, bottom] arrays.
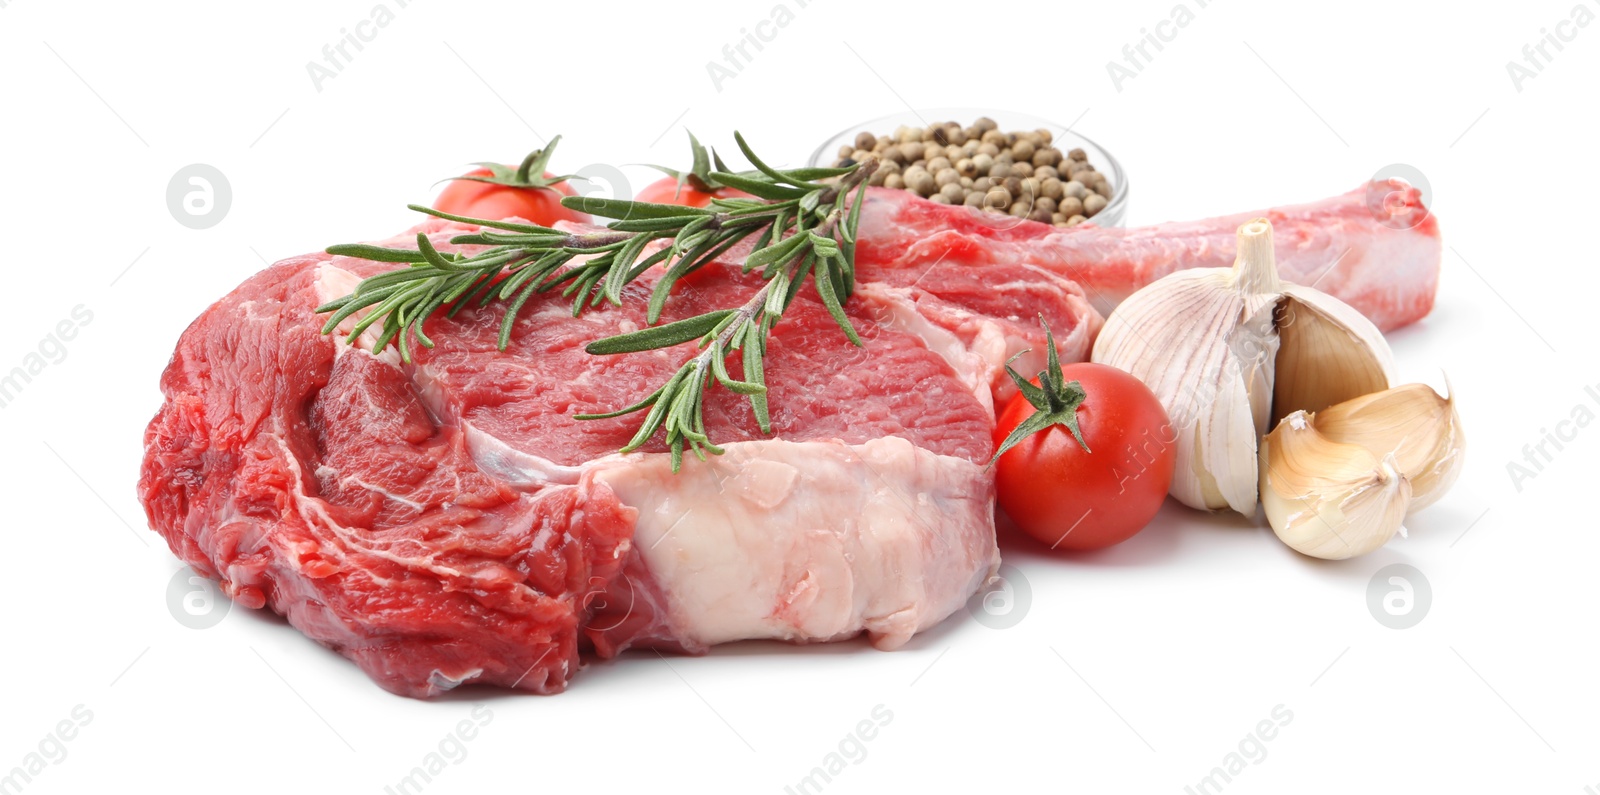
[[138, 217, 1098, 697], [855, 180, 1441, 332]]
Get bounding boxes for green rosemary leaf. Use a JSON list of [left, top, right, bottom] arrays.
[[688, 130, 712, 187], [781, 252, 815, 313], [665, 371, 704, 442], [604, 233, 656, 305], [415, 234, 467, 272], [499, 250, 569, 299], [784, 165, 858, 181], [449, 273, 498, 317], [630, 245, 675, 279], [406, 204, 551, 233], [674, 215, 713, 247], [746, 223, 776, 263], [799, 189, 823, 215], [713, 198, 786, 217], [561, 196, 714, 221], [351, 281, 434, 341], [314, 294, 352, 313], [708, 172, 809, 202], [496, 279, 543, 351], [812, 255, 862, 347], [620, 364, 694, 453], [647, 246, 710, 324], [745, 232, 806, 270], [568, 270, 605, 316], [325, 243, 431, 263], [318, 283, 403, 333], [450, 230, 567, 247], [741, 322, 770, 433], [842, 179, 868, 248], [733, 131, 816, 190], [372, 315, 402, 355], [646, 228, 756, 323], [496, 261, 545, 301], [704, 307, 743, 343], [709, 342, 766, 395], [573, 383, 667, 421], [410, 276, 470, 349], [585, 310, 735, 355], [768, 205, 791, 246], [601, 216, 698, 234], [808, 230, 840, 259], [348, 266, 437, 296]]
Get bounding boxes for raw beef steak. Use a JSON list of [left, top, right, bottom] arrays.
[[138, 217, 1097, 697]]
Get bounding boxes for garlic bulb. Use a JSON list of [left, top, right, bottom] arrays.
[[1260, 383, 1465, 559], [1259, 412, 1412, 560], [1092, 219, 1396, 514]]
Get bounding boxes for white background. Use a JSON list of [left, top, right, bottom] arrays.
[[2, 1, 1596, 793]]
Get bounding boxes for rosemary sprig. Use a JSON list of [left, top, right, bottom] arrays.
[[315, 133, 872, 469]]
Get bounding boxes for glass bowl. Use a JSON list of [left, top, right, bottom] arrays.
[[808, 107, 1129, 227]]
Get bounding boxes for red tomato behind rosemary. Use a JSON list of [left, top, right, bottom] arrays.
[[993, 361, 1176, 552], [434, 169, 588, 226], [634, 176, 750, 208]]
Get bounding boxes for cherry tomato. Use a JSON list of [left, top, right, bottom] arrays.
[[634, 176, 750, 208], [993, 362, 1176, 551], [433, 168, 590, 226]]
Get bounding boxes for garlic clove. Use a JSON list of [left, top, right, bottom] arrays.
[[1310, 381, 1464, 512], [1260, 411, 1413, 560], [1272, 287, 1397, 426]]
